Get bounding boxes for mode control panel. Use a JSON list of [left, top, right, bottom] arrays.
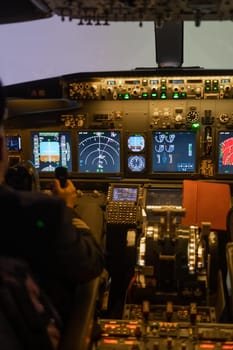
[[63, 74, 233, 101]]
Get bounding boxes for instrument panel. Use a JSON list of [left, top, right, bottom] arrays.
[[96, 318, 233, 350], [4, 69, 233, 184]]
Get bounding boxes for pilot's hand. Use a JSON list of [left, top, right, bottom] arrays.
[[72, 217, 90, 230], [51, 178, 77, 209]]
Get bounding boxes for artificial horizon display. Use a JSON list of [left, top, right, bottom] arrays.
[[126, 132, 147, 173], [31, 131, 72, 172]]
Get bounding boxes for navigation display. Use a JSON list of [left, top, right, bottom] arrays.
[[151, 130, 197, 176], [216, 130, 233, 176], [31, 131, 72, 172], [77, 130, 122, 176]]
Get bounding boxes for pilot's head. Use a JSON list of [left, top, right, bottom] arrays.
[[0, 80, 9, 185], [5, 160, 41, 192]]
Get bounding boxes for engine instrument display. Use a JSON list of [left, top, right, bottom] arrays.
[[151, 130, 197, 175]]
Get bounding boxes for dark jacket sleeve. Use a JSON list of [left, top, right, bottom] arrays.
[[0, 187, 105, 287], [52, 204, 105, 284], [25, 195, 105, 285]]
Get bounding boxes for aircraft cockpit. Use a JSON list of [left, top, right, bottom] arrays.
[[2, 2, 233, 349]]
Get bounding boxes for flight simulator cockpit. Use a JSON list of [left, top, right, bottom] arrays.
[[3, 3, 233, 347]]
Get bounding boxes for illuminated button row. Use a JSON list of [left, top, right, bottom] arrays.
[[117, 92, 187, 100]]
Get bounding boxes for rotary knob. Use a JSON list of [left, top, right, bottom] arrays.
[[187, 110, 198, 122]]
